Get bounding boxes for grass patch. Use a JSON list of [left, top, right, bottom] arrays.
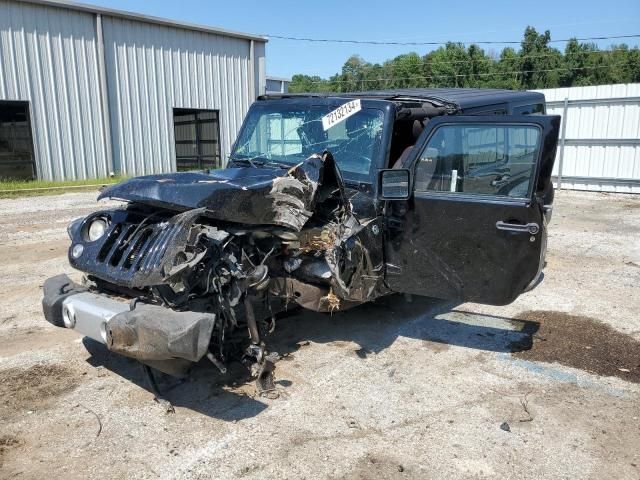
[[0, 176, 126, 198]]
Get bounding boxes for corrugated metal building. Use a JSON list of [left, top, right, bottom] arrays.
[[0, 0, 267, 180], [534, 83, 640, 193]]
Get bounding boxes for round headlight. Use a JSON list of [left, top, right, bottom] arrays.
[[71, 243, 84, 258], [88, 218, 107, 241]]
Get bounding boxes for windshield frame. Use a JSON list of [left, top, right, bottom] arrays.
[[230, 97, 395, 185]]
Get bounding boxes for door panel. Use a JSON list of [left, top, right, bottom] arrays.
[[384, 115, 560, 306]]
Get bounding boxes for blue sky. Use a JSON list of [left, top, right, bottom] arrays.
[[88, 0, 640, 78]]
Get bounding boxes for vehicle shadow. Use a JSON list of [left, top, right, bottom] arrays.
[[269, 294, 540, 357], [82, 338, 269, 420], [82, 294, 539, 420]]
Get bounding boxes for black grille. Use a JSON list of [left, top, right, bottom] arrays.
[[70, 209, 196, 288]]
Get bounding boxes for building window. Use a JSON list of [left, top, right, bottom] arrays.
[[0, 101, 35, 179], [173, 109, 221, 171]]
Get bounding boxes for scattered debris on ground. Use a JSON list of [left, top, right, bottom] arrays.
[[513, 310, 640, 383], [0, 363, 80, 417], [0, 435, 22, 467]]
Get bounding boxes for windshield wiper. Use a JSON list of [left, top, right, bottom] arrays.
[[261, 161, 293, 169], [229, 157, 258, 168], [230, 156, 294, 170]]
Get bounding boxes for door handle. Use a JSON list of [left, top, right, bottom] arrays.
[[496, 221, 540, 235], [490, 174, 511, 188]]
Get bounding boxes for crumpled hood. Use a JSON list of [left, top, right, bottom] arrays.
[[98, 155, 346, 231]]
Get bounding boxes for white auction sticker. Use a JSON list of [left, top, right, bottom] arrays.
[[321, 99, 362, 131]]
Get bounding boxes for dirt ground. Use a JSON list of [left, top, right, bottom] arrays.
[[0, 190, 639, 480]]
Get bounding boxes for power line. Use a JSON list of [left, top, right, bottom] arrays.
[[421, 48, 630, 67], [300, 62, 631, 85], [286, 49, 634, 84], [266, 33, 640, 46]]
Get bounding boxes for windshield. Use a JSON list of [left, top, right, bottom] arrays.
[[231, 102, 385, 182]]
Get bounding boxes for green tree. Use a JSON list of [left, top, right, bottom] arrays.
[[289, 74, 325, 93], [333, 55, 369, 91], [606, 44, 640, 84], [465, 44, 493, 87], [488, 47, 521, 89], [424, 43, 469, 87], [385, 52, 426, 88], [287, 27, 640, 93], [518, 27, 563, 89]]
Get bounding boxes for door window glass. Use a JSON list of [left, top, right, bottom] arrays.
[[414, 123, 540, 198]]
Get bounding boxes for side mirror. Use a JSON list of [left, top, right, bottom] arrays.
[[379, 169, 411, 200]]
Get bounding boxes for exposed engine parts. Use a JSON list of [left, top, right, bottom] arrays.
[[56, 154, 388, 389]]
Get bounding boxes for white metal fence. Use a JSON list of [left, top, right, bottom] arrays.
[[533, 84, 640, 194]]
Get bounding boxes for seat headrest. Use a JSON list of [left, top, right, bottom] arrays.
[[412, 119, 425, 140]]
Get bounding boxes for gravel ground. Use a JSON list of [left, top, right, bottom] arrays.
[[0, 190, 639, 480]]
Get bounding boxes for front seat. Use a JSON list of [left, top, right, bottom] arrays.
[[392, 145, 415, 169]]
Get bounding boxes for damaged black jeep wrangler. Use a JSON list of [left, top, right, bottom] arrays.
[[43, 88, 560, 393]]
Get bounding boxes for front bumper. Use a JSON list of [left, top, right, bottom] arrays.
[[42, 275, 216, 374]]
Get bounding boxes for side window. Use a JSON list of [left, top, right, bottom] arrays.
[[513, 104, 544, 115], [414, 124, 541, 199]]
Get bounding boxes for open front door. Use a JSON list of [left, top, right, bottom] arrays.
[[383, 115, 560, 305]]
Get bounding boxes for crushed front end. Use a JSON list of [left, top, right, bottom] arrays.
[[42, 154, 387, 391]]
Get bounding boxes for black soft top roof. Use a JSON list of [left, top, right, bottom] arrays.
[[259, 88, 545, 110]]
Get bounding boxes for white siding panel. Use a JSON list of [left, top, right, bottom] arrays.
[[534, 83, 640, 193], [103, 17, 258, 176], [255, 42, 266, 96], [0, 0, 108, 180]]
